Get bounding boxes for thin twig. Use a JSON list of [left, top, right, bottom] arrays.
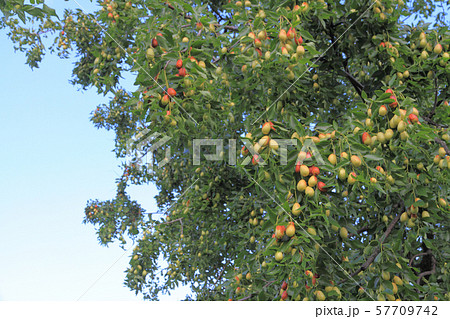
[[161, 217, 183, 225], [212, 38, 242, 64], [409, 251, 431, 266], [422, 116, 448, 128], [222, 25, 239, 32], [339, 201, 403, 284], [349, 225, 369, 237], [163, 60, 170, 70], [416, 254, 436, 285], [215, 266, 226, 285]]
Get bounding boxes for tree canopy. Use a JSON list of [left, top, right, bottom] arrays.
[[2, 0, 450, 301]]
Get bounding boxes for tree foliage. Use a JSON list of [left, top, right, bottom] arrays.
[[3, 0, 450, 301]]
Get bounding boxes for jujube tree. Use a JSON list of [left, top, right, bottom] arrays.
[[2, 0, 449, 301]]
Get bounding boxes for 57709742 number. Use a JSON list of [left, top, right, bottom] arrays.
[[376, 305, 438, 316]]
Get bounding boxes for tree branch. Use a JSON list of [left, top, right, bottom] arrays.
[[166, 2, 191, 20], [416, 254, 436, 285], [408, 251, 431, 266], [340, 58, 365, 103], [435, 137, 450, 156], [339, 201, 403, 284], [349, 225, 369, 237], [421, 116, 449, 128], [212, 38, 241, 64], [223, 25, 238, 32]]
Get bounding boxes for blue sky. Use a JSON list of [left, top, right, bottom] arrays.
[[0, 1, 190, 301]]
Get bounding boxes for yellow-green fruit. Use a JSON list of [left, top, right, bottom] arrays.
[[438, 198, 447, 207], [422, 211, 430, 218], [292, 202, 301, 216], [392, 282, 398, 294], [340, 227, 348, 239], [262, 122, 272, 135], [300, 164, 310, 177], [307, 227, 317, 236], [328, 153, 337, 165], [434, 43, 443, 54], [286, 224, 296, 237], [275, 251, 284, 261], [382, 271, 390, 281], [377, 132, 386, 143], [400, 212, 408, 223], [333, 287, 342, 299], [400, 131, 409, 141], [387, 294, 396, 301], [305, 186, 315, 197], [347, 172, 357, 184], [434, 155, 441, 164], [246, 272, 252, 280], [438, 147, 446, 158], [308, 176, 318, 187], [397, 120, 406, 132], [259, 136, 270, 147], [384, 128, 394, 141], [315, 290, 326, 301], [351, 155, 362, 167], [421, 50, 429, 59], [338, 168, 347, 180], [393, 275, 403, 286], [377, 294, 386, 301], [387, 175, 395, 185], [146, 48, 155, 59], [269, 139, 279, 150], [297, 179, 307, 192]]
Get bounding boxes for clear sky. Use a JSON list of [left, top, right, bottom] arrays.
[[0, 0, 190, 301]]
